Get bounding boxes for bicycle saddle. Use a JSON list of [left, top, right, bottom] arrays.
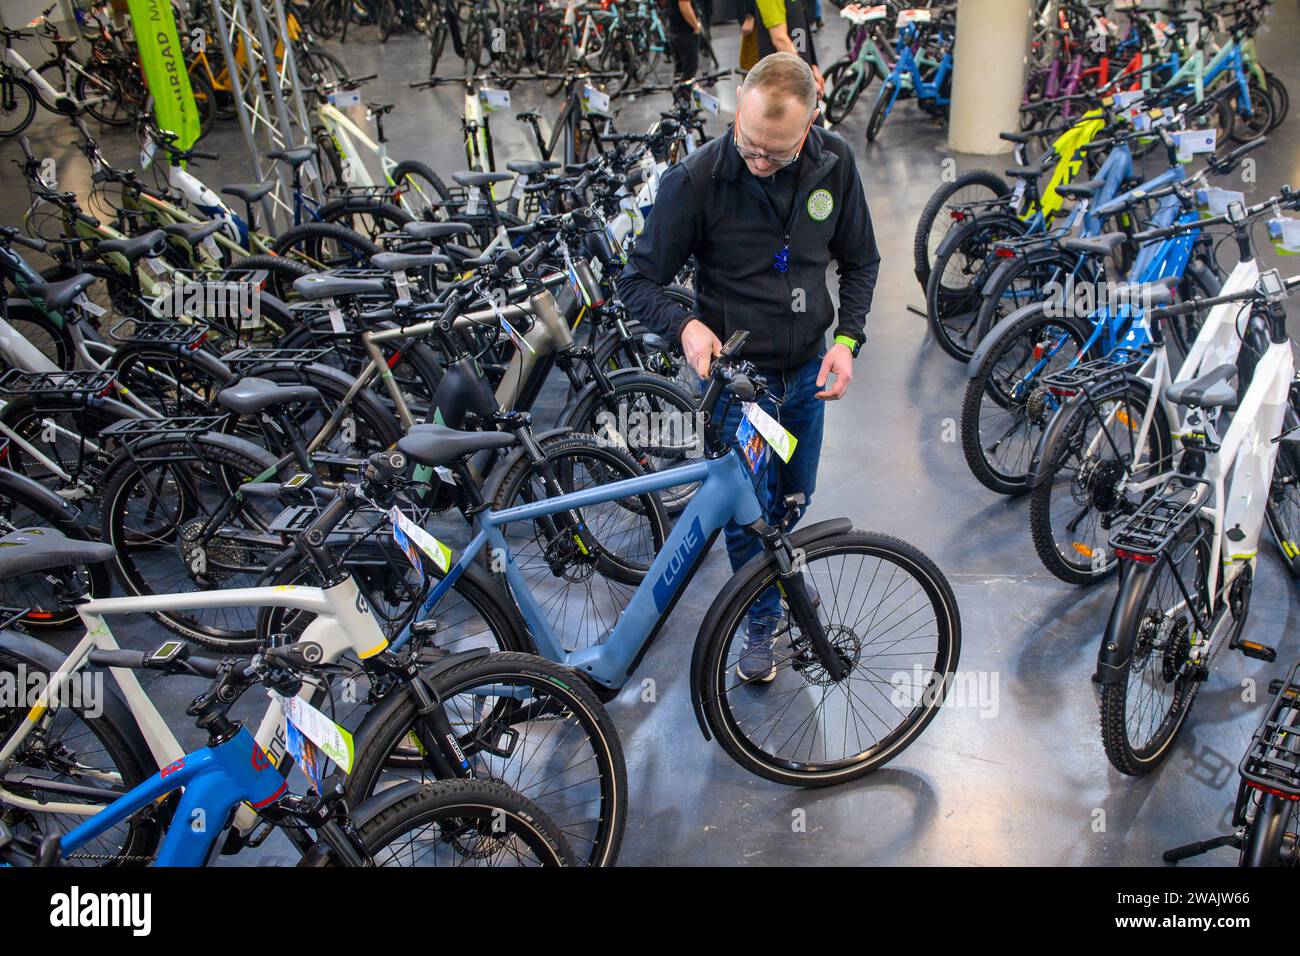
[[267, 144, 318, 168], [0, 528, 115, 578], [1061, 231, 1127, 260], [217, 376, 321, 416], [1165, 364, 1238, 411], [399, 424, 517, 468], [370, 251, 453, 273], [23, 273, 95, 311], [999, 130, 1033, 145], [221, 180, 276, 204], [162, 220, 224, 247], [505, 160, 561, 176], [1005, 152, 1057, 180], [96, 229, 167, 262], [292, 273, 389, 301], [1056, 178, 1106, 200], [402, 221, 474, 241], [451, 171, 513, 189]]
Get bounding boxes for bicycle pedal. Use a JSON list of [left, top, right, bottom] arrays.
[[1232, 638, 1277, 663]]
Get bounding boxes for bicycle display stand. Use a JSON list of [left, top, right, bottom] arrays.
[[206, 0, 315, 231]]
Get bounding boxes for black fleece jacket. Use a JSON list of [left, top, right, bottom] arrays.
[[617, 124, 880, 370]]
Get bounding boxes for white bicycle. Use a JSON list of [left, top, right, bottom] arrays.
[[0, 449, 626, 865], [1092, 261, 1300, 775]]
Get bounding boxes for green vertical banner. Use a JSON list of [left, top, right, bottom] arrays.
[[126, 0, 200, 149]]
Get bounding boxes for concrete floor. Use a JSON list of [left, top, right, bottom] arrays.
[[4, 5, 1299, 866]]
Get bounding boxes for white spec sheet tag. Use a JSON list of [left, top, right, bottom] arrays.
[[511, 175, 527, 200], [140, 137, 158, 170], [582, 85, 611, 116], [479, 88, 511, 112], [324, 298, 346, 333], [275, 692, 355, 775], [392, 270, 411, 299], [693, 86, 719, 115], [1110, 90, 1143, 110], [389, 506, 453, 576], [465, 186, 482, 216], [1174, 128, 1216, 162], [329, 88, 361, 109], [1010, 179, 1026, 205], [72, 292, 106, 317], [200, 235, 221, 263], [740, 402, 797, 463], [142, 254, 166, 276]]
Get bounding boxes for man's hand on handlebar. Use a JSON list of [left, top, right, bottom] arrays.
[[682, 318, 723, 379]]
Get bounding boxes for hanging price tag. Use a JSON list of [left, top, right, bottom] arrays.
[[465, 186, 482, 216], [742, 402, 797, 463], [392, 271, 411, 299], [1267, 217, 1300, 255], [479, 88, 511, 112], [324, 298, 346, 333], [200, 235, 221, 263], [275, 692, 355, 775], [140, 136, 158, 170], [141, 254, 166, 276], [582, 85, 611, 116], [389, 506, 453, 576], [1111, 90, 1143, 109], [1010, 179, 1026, 205], [896, 7, 931, 26], [510, 175, 527, 200], [692, 86, 719, 115], [862, 5, 887, 21]]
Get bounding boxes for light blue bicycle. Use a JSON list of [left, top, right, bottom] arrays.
[[390, 331, 962, 786]]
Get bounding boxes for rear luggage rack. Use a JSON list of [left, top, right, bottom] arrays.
[[107, 317, 209, 348], [99, 415, 226, 444], [1239, 659, 1300, 799], [1039, 346, 1150, 392], [0, 369, 117, 398], [1108, 485, 1203, 557], [223, 347, 332, 370]]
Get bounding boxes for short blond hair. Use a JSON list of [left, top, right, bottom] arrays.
[[740, 52, 816, 118]]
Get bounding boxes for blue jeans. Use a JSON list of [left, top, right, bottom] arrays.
[[710, 354, 827, 634]]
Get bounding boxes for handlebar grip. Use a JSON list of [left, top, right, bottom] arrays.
[[87, 649, 147, 670], [18, 135, 34, 161], [13, 233, 47, 252], [719, 330, 749, 358], [190, 150, 220, 161], [365, 449, 407, 483]]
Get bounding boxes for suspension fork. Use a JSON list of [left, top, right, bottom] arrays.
[[747, 518, 846, 682]]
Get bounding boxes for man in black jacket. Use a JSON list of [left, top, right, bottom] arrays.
[[618, 52, 880, 682]]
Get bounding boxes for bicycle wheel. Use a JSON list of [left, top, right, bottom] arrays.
[[1266, 405, 1300, 575], [562, 371, 702, 513], [75, 59, 143, 127], [33, 59, 80, 115], [271, 222, 381, 270], [1099, 516, 1209, 775], [1, 300, 73, 369], [0, 472, 112, 629], [924, 214, 1027, 360], [224, 253, 315, 303], [100, 436, 287, 648], [1264, 70, 1289, 131], [959, 305, 1090, 495], [346, 652, 627, 866], [390, 159, 452, 221], [0, 74, 37, 137], [489, 433, 669, 654], [824, 62, 868, 126], [338, 779, 575, 866], [316, 198, 413, 246], [1029, 379, 1169, 584], [0, 644, 162, 865], [299, 47, 351, 85], [912, 170, 1009, 288], [1239, 791, 1299, 866], [1227, 79, 1274, 144], [865, 83, 890, 143], [699, 530, 960, 785]]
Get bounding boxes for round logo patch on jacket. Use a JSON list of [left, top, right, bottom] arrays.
[[806, 189, 834, 221]]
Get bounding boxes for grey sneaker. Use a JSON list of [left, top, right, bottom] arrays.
[[736, 627, 777, 684]]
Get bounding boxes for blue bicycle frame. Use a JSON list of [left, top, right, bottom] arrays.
[[56, 726, 285, 867], [874, 24, 953, 120], [396, 444, 763, 692]]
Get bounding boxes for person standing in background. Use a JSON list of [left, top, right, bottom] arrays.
[[668, 0, 702, 80], [753, 0, 824, 94]]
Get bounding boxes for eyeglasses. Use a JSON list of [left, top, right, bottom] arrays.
[[733, 108, 817, 168]]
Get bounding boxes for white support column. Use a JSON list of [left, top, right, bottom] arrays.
[[947, 0, 1034, 155]]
